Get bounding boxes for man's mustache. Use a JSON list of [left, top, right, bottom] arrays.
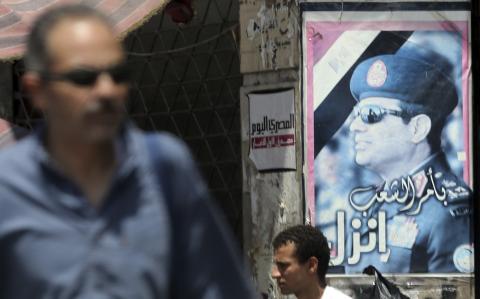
[[85, 98, 124, 115]]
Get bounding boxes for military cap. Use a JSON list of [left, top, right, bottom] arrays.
[[350, 49, 458, 118]]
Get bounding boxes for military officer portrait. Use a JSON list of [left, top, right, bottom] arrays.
[[343, 44, 473, 274]]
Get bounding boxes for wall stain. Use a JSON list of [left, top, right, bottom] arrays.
[[244, 0, 297, 70]]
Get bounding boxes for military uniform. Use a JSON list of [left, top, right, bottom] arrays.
[[344, 152, 472, 273], [343, 48, 473, 273]]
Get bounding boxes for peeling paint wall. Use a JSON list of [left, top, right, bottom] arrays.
[[241, 71, 303, 299], [239, 3, 305, 296], [240, 0, 299, 73], [248, 172, 301, 299]]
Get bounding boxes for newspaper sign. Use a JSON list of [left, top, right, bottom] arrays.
[[249, 89, 296, 171]]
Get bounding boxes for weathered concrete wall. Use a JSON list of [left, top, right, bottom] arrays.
[[241, 70, 302, 299], [240, 0, 303, 296], [239, 0, 299, 73]]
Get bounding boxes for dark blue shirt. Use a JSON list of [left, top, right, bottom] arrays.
[[0, 124, 254, 299]]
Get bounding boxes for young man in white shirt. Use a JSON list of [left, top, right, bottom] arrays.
[[272, 225, 352, 299]]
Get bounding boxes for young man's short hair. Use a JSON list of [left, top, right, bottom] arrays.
[[273, 225, 330, 286]]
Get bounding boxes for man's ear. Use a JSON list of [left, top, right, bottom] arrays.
[[22, 72, 46, 111], [307, 256, 318, 275], [409, 114, 432, 143]]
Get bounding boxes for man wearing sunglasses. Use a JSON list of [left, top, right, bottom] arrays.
[[344, 49, 472, 274], [0, 4, 255, 299]]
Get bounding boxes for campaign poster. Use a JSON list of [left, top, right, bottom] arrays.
[[302, 3, 473, 274]]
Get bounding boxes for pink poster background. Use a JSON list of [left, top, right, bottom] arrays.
[[304, 20, 471, 226]]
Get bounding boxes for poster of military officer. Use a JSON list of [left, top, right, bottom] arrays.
[[303, 6, 473, 274]]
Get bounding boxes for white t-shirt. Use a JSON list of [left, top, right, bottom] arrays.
[[321, 286, 352, 299]]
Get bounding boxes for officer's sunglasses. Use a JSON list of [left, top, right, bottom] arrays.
[[354, 104, 408, 124], [42, 62, 130, 86]]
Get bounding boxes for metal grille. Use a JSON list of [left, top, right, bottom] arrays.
[[13, 0, 244, 244]]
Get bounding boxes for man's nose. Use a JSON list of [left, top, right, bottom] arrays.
[[93, 73, 119, 96], [271, 266, 280, 279]]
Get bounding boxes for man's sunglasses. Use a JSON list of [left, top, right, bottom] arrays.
[[354, 104, 409, 124], [42, 63, 130, 86]]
